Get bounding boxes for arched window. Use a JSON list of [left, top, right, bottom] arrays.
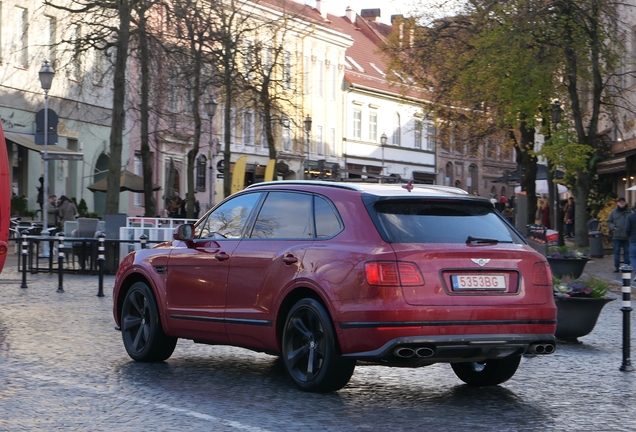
[[196, 154, 207, 191], [445, 162, 453, 186]]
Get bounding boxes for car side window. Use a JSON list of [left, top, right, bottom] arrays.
[[314, 196, 342, 238], [250, 192, 313, 239], [196, 193, 260, 239]]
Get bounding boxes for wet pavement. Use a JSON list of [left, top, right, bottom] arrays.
[[1, 250, 636, 431]]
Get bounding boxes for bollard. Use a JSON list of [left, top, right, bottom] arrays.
[[140, 234, 148, 249], [97, 232, 105, 297], [20, 232, 28, 289], [57, 232, 65, 293], [620, 264, 634, 372]]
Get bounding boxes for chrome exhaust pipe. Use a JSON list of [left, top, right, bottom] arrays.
[[528, 344, 555, 354], [394, 347, 416, 358], [415, 347, 435, 358], [528, 344, 545, 354]]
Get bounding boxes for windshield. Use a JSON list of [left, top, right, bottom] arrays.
[[373, 200, 522, 244]]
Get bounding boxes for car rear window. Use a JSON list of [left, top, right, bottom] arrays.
[[373, 200, 522, 244]]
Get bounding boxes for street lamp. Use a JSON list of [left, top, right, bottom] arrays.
[[304, 115, 312, 179], [551, 99, 563, 238], [205, 96, 218, 208], [380, 132, 388, 183], [39, 60, 55, 234]]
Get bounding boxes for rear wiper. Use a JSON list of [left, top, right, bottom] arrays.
[[466, 236, 499, 244]]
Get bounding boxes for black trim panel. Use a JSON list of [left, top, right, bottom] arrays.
[[170, 314, 272, 327], [339, 319, 557, 329]]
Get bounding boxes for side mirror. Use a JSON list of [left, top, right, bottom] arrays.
[[173, 223, 195, 241]]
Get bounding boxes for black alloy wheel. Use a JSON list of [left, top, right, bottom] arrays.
[[121, 281, 177, 362], [451, 355, 522, 386], [282, 298, 356, 392]]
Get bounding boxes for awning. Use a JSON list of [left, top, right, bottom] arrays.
[[596, 156, 626, 174], [4, 131, 83, 161]]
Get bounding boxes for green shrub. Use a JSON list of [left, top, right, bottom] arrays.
[[11, 195, 28, 216]]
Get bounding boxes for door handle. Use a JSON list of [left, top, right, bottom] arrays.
[[282, 255, 298, 264], [215, 252, 230, 261]]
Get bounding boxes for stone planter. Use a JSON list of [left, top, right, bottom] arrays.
[[547, 257, 589, 279], [554, 296, 614, 343]]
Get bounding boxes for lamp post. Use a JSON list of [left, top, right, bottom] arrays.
[[39, 60, 55, 233], [551, 100, 562, 237], [380, 132, 388, 183], [304, 115, 312, 179], [205, 96, 218, 208]]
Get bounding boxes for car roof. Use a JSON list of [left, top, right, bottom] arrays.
[[245, 180, 479, 199]]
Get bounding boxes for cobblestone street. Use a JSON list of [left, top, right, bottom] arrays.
[[1, 253, 636, 431]]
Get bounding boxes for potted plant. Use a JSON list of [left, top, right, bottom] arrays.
[[553, 275, 614, 343], [546, 245, 590, 279]]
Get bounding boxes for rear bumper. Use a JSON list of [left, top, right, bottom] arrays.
[[341, 333, 556, 364]]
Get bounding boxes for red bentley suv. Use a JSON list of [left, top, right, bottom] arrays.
[[113, 181, 556, 392]]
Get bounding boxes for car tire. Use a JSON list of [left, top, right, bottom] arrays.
[[121, 281, 177, 362], [282, 298, 356, 392], [451, 355, 521, 386]]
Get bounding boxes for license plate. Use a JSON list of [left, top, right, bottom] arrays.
[[451, 274, 506, 290]]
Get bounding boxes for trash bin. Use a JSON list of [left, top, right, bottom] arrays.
[[588, 219, 604, 258]]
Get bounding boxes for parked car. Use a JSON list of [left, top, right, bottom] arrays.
[[113, 181, 556, 392]]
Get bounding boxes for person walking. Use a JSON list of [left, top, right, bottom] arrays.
[[608, 197, 631, 273], [626, 204, 636, 275], [563, 197, 575, 238], [540, 199, 551, 228], [57, 195, 78, 230]]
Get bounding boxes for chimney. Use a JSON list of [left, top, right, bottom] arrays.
[[316, 0, 327, 20], [361, 8, 381, 22], [345, 6, 355, 22]]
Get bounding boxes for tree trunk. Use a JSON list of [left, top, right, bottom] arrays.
[[105, 1, 131, 215], [137, 3, 156, 217]]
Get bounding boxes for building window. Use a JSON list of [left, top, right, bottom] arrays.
[[414, 120, 422, 149], [445, 162, 453, 185], [243, 111, 253, 146], [282, 117, 292, 152], [316, 125, 324, 155], [369, 111, 378, 142], [329, 127, 336, 157], [426, 121, 436, 151], [353, 110, 362, 139], [44, 16, 56, 68], [283, 51, 292, 89], [393, 112, 401, 146], [168, 67, 179, 112], [196, 154, 207, 192], [15, 7, 28, 68], [70, 24, 82, 80]]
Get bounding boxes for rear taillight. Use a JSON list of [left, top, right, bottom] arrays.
[[365, 261, 424, 286], [533, 261, 553, 285]]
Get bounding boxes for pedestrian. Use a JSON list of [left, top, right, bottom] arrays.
[[607, 197, 631, 273], [563, 197, 575, 238], [473, 190, 480, 196], [45, 195, 58, 229], [490, 194, 498, 205], [193, 194, 201, 219], [540, 199, 551, 228], [57, 195, 78, 231], [36, 176, 44, 213], [499, 195, 508, 205], [626, 204, 636, 274]]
